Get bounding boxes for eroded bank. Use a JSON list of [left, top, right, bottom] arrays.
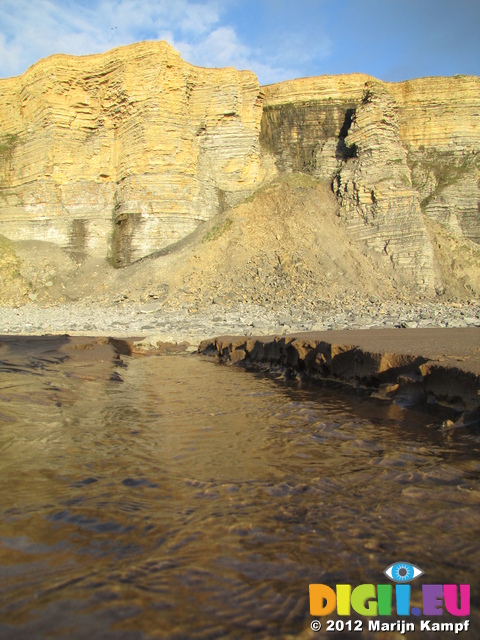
[[199, 327, 480, 425]]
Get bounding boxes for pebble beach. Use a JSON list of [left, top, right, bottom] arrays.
[[1, 299, 480, 346]]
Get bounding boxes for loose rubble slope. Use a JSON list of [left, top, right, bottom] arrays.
[[2, 174, 480, 312]]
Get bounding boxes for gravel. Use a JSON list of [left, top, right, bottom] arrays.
[[1, 299, 479, 347]]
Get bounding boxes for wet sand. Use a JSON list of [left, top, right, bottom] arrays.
[[1, 327, 479, 421], [199, 327, 480, 421]]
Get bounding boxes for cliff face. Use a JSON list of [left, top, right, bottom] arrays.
[[0, 41, 273, 266], [0, 41, 479, 296], [262, 74, 480, 294], [334, 81, 435, 292]]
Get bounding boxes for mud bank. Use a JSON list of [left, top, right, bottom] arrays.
[[199, 328, 480, 424]]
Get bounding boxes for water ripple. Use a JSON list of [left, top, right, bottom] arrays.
[[0, 342, 478, 638]]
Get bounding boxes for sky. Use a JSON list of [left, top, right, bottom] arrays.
[[0, 0, 479, 84]]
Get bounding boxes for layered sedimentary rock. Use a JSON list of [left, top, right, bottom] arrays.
[[0, 41, 273, 266], [199, 328, 480, 416], [261, 73, 480, 294], [333, 81, 435, 291], [260, 74, 369, 175], [261, 74, 480, 182], [0, 41, 479, 290]]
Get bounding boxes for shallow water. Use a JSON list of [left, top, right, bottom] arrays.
[[0, 338, 478, 639]]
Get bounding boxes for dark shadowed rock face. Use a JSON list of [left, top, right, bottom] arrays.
[[260, 99, 357, 174], [262, 75, 480, 296]]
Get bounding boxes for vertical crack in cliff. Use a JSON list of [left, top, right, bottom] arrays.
[[0, 43, 479, 302], [334, 81, 436, 293]]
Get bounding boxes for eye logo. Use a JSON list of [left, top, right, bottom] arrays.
[[384, 562, 424, 583], [310, 561, 470, 619]]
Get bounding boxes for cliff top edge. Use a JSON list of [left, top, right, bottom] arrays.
[[1, 39, 479, 90]]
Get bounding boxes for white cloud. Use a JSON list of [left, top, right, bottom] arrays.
[[0, 0, 221, 77], [173, 26, 252, 69], [0, 0, 331, 84], [168, 26, 297, 84], [177, 3, 220, 35]]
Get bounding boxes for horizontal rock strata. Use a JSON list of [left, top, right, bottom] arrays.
[[199, 328, 480, 421], [334, 81, 435, 291], [0, 41, 479, 295], [262, 74, 480, 173], [0, 41, 273, 266], [263, 75, 480, 294]]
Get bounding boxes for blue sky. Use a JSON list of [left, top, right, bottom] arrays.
[[0, 0, 478, 84]]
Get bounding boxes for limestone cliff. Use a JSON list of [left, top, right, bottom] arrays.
[[262, 74, 480, 295], [0, 41, 479, 299], [0, 41, 274, 266], [334, 81, 435, 292]]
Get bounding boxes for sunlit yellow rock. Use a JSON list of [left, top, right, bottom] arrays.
[[0, 41, 274, 265], [0, 39, 479, 283]]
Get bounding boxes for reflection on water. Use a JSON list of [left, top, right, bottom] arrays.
[[0, 336, 478, 639]]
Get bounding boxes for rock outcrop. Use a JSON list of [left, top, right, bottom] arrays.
[[260, 74, 368, 175], [0, 41, 479, 297], [198, 327, 480, 418], [0, 41, 274, 266], [262, 74, 480, 295], [333, 81, 435, 292]]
